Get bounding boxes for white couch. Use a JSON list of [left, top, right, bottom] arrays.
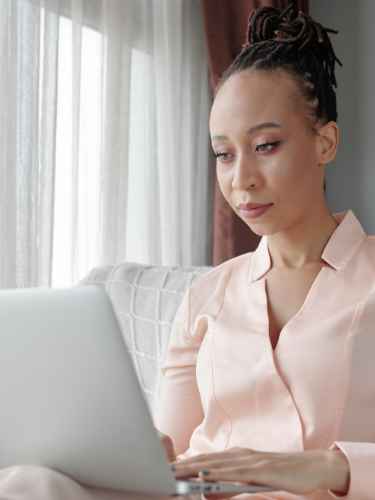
[[80, 262, 213, 421]]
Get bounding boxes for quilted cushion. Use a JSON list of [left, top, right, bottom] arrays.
[[79, 262, 212, 418]]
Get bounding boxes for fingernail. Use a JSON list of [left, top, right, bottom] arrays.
[[199, 469, 210, 476]]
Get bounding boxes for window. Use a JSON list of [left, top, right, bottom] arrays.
[[52, 14, 102, 286], [49, 12, 152, 286]]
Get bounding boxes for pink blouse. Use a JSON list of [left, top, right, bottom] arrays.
[[155, 209, 375, 500]]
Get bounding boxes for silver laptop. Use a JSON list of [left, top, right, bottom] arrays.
[[0, 285, 276, 496]]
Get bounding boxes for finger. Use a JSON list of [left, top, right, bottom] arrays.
[[198, 466, 263, 485], [173, 466, 200, 479], [171, 453, 225, 467], [204, 493, 238, 500], [173, 455, 255, 478], [172, 448, 251, 467], [164, 441, 176, 462], [173, 459, 225, 471]]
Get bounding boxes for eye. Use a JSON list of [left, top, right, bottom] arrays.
[[255, 141, 281, 153], [213, 141, 281, 162], [213, 152, 233, 163]]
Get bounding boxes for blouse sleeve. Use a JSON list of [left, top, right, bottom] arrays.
[[153, 286, 205, 461], [328, 441, 375, 499]]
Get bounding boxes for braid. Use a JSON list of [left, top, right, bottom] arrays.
[[218, 1, 343, 126]]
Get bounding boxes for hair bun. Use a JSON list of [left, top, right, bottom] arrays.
[[245, 3, 341, 56]]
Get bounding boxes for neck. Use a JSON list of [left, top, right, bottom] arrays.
[[267, 207, 339, 270]]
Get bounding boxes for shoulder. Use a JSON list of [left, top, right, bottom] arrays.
[[188, 251, 254, 321], [357, 235, 375, 271], [191, 251, 253, 293], [365, 235, 375, 248]]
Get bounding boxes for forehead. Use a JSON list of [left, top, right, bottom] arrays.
[[209, 69, 304, 138]]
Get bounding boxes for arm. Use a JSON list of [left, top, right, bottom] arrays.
[[154, 286, 204, 460]]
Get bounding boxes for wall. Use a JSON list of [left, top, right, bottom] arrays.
[[310, 1, 375, 231]]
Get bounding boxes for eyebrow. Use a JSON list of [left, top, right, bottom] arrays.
[[211, 121, 282, 143]]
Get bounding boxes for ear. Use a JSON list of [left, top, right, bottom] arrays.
[[315, 121, 339, 165]]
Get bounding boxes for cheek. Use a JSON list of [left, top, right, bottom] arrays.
[[273, 165, 304, 190], [216, 166, 232, 200], [270, 148, 313, 193]]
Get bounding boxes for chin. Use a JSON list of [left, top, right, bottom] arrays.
[[243, 220, 278, 237], [243, 224, 268, 236]]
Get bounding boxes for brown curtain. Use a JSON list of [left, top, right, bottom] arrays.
[[201, 0, 309, 266]]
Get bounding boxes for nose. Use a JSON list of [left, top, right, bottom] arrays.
[[231, 153, 261, 190]]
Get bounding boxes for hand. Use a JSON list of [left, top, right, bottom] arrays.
[[156, 429, 176, 462], [171, 447, 350, 499]]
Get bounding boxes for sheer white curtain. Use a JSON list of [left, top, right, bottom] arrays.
[[0, 0, 212, 288]]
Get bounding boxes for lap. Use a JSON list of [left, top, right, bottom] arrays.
[[0, 466, 194, 500]]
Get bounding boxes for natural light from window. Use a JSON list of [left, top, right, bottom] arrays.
[[51, 15, 101, 287], [41, 11, 148, 287]]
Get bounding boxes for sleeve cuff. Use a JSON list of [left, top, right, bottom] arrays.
[[327, 441, 375, 499]]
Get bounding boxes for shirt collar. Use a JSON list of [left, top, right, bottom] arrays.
[[248, 209, 367, 283]]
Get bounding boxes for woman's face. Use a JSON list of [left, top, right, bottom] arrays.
[[209, 69, 337, 237]]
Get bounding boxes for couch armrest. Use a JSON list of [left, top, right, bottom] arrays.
[[78, 265, 115, 286], [78, 262, 213, 418]]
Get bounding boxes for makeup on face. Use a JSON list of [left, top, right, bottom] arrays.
[[238, 203, 274, 219]]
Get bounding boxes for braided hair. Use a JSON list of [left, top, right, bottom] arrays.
[[217, 2, 343, 194]]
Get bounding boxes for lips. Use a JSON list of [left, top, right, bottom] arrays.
[[238, 202, 273, 219], [238, 203, 273, 210]]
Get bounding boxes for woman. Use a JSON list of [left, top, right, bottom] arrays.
[[0, 4, 371, 500], [156, 4, 370, 500]]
